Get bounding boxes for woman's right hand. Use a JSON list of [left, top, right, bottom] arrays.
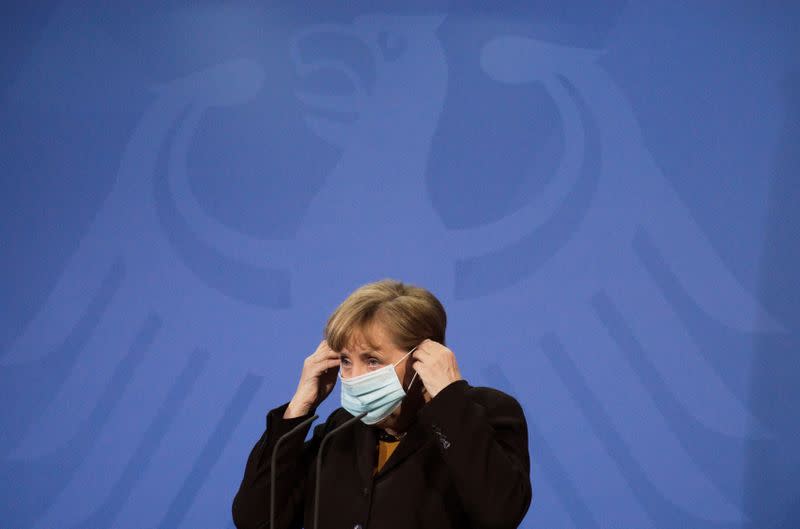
[[284, 340, 340, 419]]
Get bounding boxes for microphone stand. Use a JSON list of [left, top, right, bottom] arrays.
[[313, 411, 367, 529], [264, 413, 319, 529]]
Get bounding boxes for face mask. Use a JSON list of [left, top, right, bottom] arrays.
[[339, 346, 419, 425]]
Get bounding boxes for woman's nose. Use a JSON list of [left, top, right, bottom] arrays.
[[350, 363, 369, 378]]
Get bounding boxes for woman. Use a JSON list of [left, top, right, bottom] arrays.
[[232, 279, 532, 529]]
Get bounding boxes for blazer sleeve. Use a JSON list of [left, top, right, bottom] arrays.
[[417, 380, 532, 529], [231, 402, 328, 529]]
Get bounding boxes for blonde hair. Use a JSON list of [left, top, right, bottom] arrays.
[[324, 279, 446, 352]]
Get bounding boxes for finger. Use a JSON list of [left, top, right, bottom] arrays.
[[318, 358, 341, 374], [324, 358, 341, 371], [413, 347, 431, 359], [313, 349, 341, 362], [321, 356, 341, 368], [317, 339, 337, 355]]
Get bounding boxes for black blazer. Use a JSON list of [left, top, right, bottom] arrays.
[[231, 379, 532, 529]]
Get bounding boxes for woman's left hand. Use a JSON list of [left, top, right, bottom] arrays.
[[411, 339, 463, 402]]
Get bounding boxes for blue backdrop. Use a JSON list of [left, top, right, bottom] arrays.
[[1, 2, 799, 528]]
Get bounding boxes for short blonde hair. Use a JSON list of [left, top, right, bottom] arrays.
[[324, 279, 446, 352]]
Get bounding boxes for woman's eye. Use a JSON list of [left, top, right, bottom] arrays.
[[340, 357, 351, 367], [367, 358, 381, 368]]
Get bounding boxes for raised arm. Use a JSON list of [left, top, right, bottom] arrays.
[[232, 340, 342, 529]]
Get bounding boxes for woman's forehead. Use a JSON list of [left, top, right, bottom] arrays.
[[342, 322, 390, 353]]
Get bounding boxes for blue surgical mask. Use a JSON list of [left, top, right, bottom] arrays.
[[339, 346, 419, 425]]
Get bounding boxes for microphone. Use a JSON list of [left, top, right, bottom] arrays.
[[264, 413, 319, 529], [313, 411, 367, 529]]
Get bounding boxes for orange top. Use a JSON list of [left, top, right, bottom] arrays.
[[374, 439, 401, 475]]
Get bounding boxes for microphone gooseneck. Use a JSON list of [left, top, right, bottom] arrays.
[[313, 411, 367, 529], [265, 413, 318, 529]]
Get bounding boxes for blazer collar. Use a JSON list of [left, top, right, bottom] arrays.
[[351, 412, 432, 483]]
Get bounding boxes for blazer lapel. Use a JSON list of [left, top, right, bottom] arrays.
[[352, 420, 379, 486], [372, 418, 432, 478]]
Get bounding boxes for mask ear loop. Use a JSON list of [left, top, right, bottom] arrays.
[[404, 345, 419, 392], [406, 370, 419, 392]]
